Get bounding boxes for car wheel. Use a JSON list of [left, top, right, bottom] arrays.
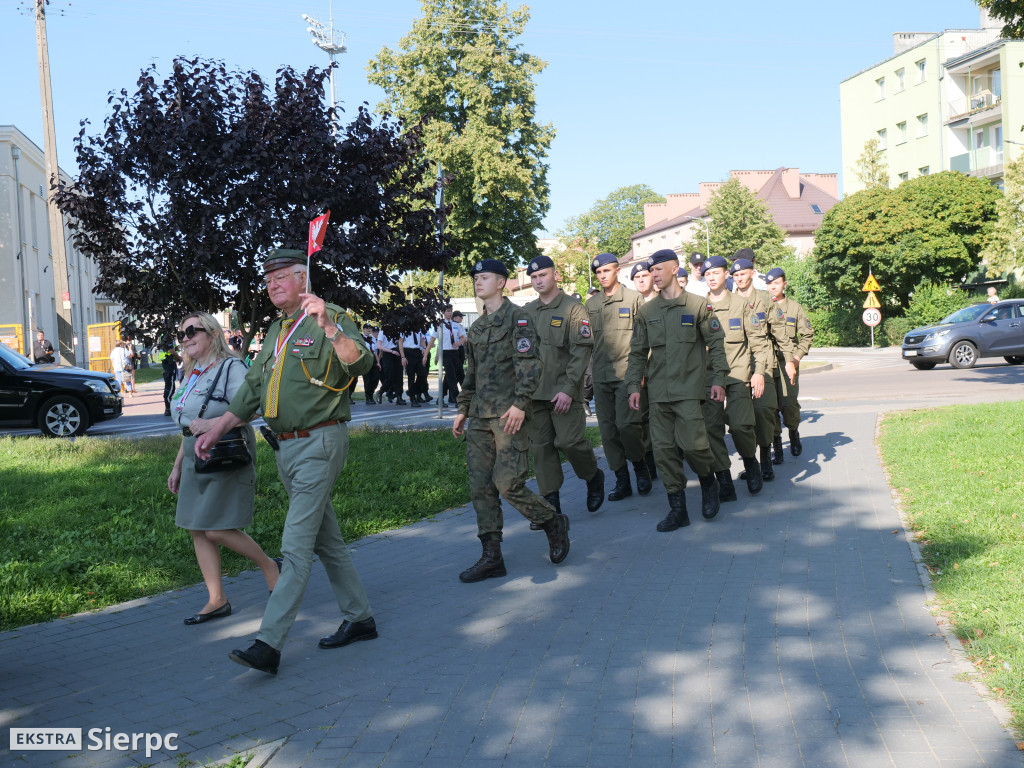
[[38, 396, 90, 437], [911, 361, 937, 370], [1004, 355, 1024, 365], [948, 341, 978, 370]]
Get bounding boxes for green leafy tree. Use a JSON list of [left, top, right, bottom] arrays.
[[856, 138, 889, 190], [679, 177, 792, 264], [980, 153, 1024, 276], [978, 0, 1024, 38], [367, 0, 555, 273], [811, 171, 1000, 313], [547, 237, 598, 297], [558, 184, 665, 258]]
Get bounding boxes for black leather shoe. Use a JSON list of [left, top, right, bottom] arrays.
[[319, 617, 378, 649], [742, 455, 763, 495], [698, 474, 720, 520], [184, 601, 231, 625], [716, 470, 738, 502], [585, 469, 605, 512], [532, 492, 561, 530], [789, 429, 802, 457], [460, 540, 506, 582], [760, 445, 775, 481], [395, 398, 407, 405], [410, 399, 422, 408], [633, 460, 652, 496], [229, 639, 280, 675], [607, 467, 632, 501], [772, 435, 785, 465], [656, 490, 690, 532], [542, 513, 570, 564]]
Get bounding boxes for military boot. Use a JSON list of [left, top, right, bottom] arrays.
[[656, 490, 690, 532], [789, 429, 803, 457], [633, 460, 653, 496], [716, 470, 738, 502], [741, 455, 763, 495], [698, 474, 720, 520], [532, 492, 561, 530], [645, 450, 658, 480], [542, 513, 570, 564], [459, 540, 506, 583], [607, 467, 632, 501], [760, 446, 775, 481], [585, 469, 605, 512], [772, 434, 785, 465]]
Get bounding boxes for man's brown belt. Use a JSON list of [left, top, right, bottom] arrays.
[[275, 420, 340, 441]]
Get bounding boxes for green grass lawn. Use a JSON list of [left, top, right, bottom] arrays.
[[0, 425, 601, 631], [880, 402, 1024, 731]]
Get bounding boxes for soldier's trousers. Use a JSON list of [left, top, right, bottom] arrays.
[[774, 368, 801, 433], [754, 374, 779, 447], [593, 379, 645, 471], [468, 416, 555, 541], [258, 422, 372, 650], [703, 381, 757, 472], [650, 399, 715, 492], [641, 386, 653, 455], [529, 399, 599, 496]]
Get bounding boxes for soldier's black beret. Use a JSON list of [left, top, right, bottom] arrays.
[[470, 259, 509, 278], [526, 255, 556, 276]]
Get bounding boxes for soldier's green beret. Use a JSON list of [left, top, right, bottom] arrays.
[[262, 249, 308, 273]]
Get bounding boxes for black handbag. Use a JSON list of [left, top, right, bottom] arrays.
[[193, 359, 253, 474]]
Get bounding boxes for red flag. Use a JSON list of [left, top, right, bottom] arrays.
[[308, 210, 331, 256]]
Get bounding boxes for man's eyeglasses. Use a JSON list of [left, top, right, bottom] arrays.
[[176, 326, 207, 342], [262, 270, 304, 289]]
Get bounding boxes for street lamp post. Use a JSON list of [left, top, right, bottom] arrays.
[[302, 3, 347, 135]]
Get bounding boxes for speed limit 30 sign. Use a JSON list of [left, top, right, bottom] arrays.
[[862, 308, 882, 327]]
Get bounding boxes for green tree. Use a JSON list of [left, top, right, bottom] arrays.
[[679, 177, 792, 265], [980, 153, 1024, 276], [856, 138, 889, 190], [558, 184, 665, 257], [977, 0, 1024, 38], [367, 0, 555, 273], [547, 236, 599, 297], [811, 171, 1000, 313]]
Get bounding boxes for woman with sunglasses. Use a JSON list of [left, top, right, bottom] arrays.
[[167, 312, 279, 625]]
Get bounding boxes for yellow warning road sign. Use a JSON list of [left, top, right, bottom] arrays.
[[863, 292, 881, 309], [862, 274, 881, 292]]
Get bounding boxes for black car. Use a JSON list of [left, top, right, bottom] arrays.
[[901, 299, 1024, 370], [0, 342, 123, 437]]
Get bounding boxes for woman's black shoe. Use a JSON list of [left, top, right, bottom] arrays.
[[184, 602, 231, 625]]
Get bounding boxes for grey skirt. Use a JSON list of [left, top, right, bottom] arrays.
[[175, 429, 257, 531]]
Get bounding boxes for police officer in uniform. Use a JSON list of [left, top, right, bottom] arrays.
[[730, 256, 783, 481], [626, 249, 729, 530], [453, 259, 570, 583], [701, 255, 771, 499], [589, 253, 652, 501], [765, 267, 814, 459], [523, 256, 605, 525], [195, 249, 377, 675]]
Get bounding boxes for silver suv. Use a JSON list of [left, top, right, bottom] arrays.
[[901, 300, 1024, 370]]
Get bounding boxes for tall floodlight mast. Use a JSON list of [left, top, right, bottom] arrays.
[[302, 3, 347, 135]]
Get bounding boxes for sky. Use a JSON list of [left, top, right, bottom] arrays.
[[0, 0, 986, 239]]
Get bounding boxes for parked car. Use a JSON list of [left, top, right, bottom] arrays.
[[0, 342, 123, 437], [901, 299, 1024, 370]]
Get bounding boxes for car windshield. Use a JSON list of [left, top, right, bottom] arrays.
[[0, 342, 33, 370], [941, 304, 990, 324]]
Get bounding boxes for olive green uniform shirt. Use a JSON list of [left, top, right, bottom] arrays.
[[523, 291, 592, 402], [769, 296, 814, 362], [626, 291, 729, 401], [228, 304, 372, 431], [589, 283, 644, 383], [457, 298, 542, 418]]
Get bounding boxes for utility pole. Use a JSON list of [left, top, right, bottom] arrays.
[[302, 3, 347, 135], [34, 0, 76, 365]]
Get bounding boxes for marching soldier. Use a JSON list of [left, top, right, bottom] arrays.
[[523, 256, 605, 524], [453, 259, 570, 583], [764, 267, 814, 458], [589, 253, 652, 501], [626, 249, 729, 530], [701, 255, 771, 499]]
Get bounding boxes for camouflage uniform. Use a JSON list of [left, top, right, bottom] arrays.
[[524, 291, 599, 495], [769, 295, 814, 433], [457, 297, 555, 539]]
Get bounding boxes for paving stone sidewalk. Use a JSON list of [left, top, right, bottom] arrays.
[[3, 401, 1022, 767]]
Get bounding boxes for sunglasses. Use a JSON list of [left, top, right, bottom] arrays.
[[176, 326, 208, 342]]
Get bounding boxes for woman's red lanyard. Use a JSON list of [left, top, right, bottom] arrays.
[[174, 361, 217, 413]]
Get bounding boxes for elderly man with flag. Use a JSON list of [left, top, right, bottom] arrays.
[[195, 246, 377, 675]]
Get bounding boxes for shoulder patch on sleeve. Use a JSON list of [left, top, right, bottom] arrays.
[[805, 319, 813, 330], [709, 318, 721, 331], [516, 336, 532, 353], [580, 319, 591, 338]]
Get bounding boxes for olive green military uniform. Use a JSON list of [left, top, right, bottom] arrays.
[[769, 295, 814, 432], [702, 292, 771, 471], [739, 288, 782, 449], [457, 298, 555, 539], [524, 291, 600, 495], [626, 292, 729, 491], [589, 283, 646, 472], [228, 305, 373, 651]]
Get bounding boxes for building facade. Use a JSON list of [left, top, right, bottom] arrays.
[[0, 125, 119, 359], [840, 10, 1022, 193]]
